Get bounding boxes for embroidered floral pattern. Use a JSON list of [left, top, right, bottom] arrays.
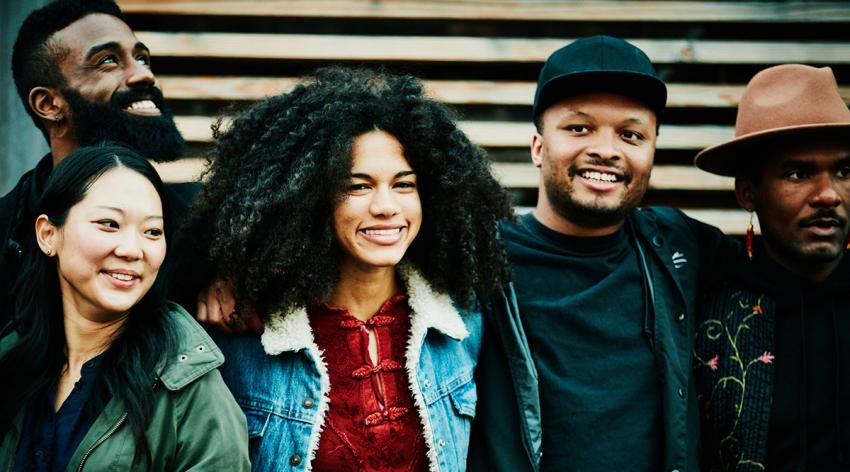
[[695, 291, 774, 471]]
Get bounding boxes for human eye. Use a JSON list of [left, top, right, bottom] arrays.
[[348, 182, 370, 193], [95, 219, 119, 230], [622, 130, 645, 142], [785, 168, 806, 181], [565, 124, 590, 134], [144, 227, 164, 238], [97, 54, 118, 66], [836, 164, 850, 179], [135, 53, 151, 66], [394, 180, 417, 191]]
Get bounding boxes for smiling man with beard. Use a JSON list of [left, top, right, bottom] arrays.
[[0, 0, 194, 326], [694, 64, 850, 471], [468, 36, 739, 472]]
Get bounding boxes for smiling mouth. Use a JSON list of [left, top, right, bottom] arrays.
[[580, 170, 622, 183], [124, 100, 160, 114], [103, 270, 139, 282], [362, 228, 403, 236]]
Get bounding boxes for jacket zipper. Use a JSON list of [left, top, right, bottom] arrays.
[[76, 412, 128, 471], [74, 379, 159, 470]]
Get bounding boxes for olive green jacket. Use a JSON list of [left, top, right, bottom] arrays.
[[0, 305, 250, 471]]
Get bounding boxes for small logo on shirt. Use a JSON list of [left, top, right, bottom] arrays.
[[672, 251, 688, 269]]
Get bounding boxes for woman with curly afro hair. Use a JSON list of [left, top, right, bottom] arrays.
[[176, 66, 513, 471]]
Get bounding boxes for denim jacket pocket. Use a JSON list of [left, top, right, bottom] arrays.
[[243, 406, 272, 438], [449, 377, 478, 418]]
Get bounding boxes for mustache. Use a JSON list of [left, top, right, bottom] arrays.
[[567, 158, 633, 184], [110, 84, 167, 110], [799, 209, 847, 228]]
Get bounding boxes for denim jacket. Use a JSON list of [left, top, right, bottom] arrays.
[[215, 266, 482, 472]]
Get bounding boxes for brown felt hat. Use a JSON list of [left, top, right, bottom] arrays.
[[695, 64, 850, 176]]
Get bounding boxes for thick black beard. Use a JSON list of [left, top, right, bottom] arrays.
[[62, 85, 185, 162]]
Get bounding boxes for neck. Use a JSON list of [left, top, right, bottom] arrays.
[[63, 308, 127, 370], [533, 203, 624, 237], [764, 246, 843, 283], [49, 131, 79, 167], [329, 261, 399, 322]]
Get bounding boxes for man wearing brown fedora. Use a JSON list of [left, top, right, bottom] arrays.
[[694, 64, 850, 471]]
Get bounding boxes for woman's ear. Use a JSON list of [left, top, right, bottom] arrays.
[[35, 215, 59, 257]]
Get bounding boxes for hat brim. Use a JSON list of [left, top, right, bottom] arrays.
[[694, 123, 850, 177], [534, 70, 667, 119]]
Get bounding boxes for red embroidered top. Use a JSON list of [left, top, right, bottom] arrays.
[[308, 294, 429, 472]]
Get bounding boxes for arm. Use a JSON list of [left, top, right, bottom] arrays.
[[173, 369, 251, 471]]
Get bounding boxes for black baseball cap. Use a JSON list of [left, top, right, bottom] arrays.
[[533, 35, 667, 122]]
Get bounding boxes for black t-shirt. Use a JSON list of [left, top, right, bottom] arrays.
[[503, 213, 662, 471]]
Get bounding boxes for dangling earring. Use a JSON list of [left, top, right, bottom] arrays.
[[746, 212, 754, 261]]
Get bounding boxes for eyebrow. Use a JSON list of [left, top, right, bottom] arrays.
[[84, 41, 149, 61], [95, 206, 163, 220], [350, 170, 416, 179]]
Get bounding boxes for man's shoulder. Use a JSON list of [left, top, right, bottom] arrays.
[[632, 206, 721, 240]]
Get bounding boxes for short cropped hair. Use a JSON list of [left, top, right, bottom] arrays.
[[12, 0, 125, 139]]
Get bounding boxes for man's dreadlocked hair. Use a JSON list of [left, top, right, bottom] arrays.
[[12, 0, 126, 140], [177, 67, 513, 317]]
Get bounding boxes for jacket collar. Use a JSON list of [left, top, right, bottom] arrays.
[[157, 304, 225, 391], [628, 208, 687, 298], [261, 264, 468, 355]]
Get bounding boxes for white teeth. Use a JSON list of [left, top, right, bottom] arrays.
[[581, 171, 618, 182], [363, 228, 402, 236], [108, 272, 134, 281], [126, 100, 157, 111]]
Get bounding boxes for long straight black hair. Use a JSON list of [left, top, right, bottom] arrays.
[[0, 144, 177, 464]]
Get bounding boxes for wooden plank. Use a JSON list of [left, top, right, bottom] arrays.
[[492, 162, 734, 190], [138, 32, 850, 64], [118, 1, 850, 23], [174, 115, 734, 149], [155, 158, 733, 194], [160, 76, 850, 108]]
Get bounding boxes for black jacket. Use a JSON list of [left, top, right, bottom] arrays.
[[694, 248, 850, 471], [468, 207, 739, 472], [0, 154, 200, 327]]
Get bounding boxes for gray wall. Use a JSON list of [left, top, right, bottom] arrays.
[[1, 0, 51, 196]]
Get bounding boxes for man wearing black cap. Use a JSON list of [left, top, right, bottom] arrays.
[[469, 35, 736, 472], [694, 64, 850, 471]]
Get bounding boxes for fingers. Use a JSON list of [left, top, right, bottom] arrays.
[[243, 308, 265, 335], [195, 278, 265, 334]]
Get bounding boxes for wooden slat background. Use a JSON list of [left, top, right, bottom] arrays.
[[121, 0, 850, 235]]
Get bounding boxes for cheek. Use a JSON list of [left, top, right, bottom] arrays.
[[147, 241, 167, 271]]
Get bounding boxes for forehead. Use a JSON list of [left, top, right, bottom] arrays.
[[76, 167, 162, 214], [762, 140, 850, 168], [51, 13, 137, 59], [542, 92, 656, 124], [350, 131, 411, 170]]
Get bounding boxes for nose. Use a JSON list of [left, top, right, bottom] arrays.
[[113, 231, 144, 260], [126, 58, 156, 88], [809, 174, 842, 208], [585, 128, 621, 161], [369, 185, 401, 217]]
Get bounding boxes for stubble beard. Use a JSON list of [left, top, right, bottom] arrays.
[[544, 162, 650, 228]]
